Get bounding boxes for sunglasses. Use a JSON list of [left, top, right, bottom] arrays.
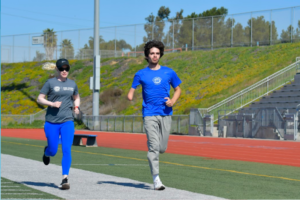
[[58, 67, 70, 72]]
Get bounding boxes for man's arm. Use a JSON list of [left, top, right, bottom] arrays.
[[165, 86, 181, 107], [127, 88, 136, 101]]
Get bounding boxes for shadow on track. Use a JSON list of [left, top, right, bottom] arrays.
[[98, 181, 152, 190], [22, 181, 58, 189]]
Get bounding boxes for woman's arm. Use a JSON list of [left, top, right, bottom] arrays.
[[73, 94, 80, 114], [37, 94, 61, 108]]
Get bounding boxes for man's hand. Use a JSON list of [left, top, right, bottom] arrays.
[[164, 97, 174, 107], [51, 101, 62, 108]]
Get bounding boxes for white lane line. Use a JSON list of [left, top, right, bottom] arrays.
[[2, 189, 32, 191], [1, 193, 42, 195], [1, 186, 20, 188]]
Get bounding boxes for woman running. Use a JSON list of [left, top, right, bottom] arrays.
[[37, 58, 80, 190]]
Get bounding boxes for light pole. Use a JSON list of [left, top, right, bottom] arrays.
[[93, 0, 100, 116]]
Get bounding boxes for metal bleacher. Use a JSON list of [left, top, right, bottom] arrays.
[[249, 74, 300, 113]]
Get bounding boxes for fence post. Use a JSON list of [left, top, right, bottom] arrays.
[[114, 116, 116, 132], [99, 116, 102, 131], [240, 92, 242, 108], [13, 35, 15, 63], [211, 16, 213, 50], [28, 35, 31, 62], [142, 117, 144, 133], [114, 26, 117, 57], [152, 22, 154, 40], [172, 20, 175, 50], [267, 77, 269, 95], [291, 7, 293, 43], [134, 25, 137, 57], [78, 30, 80, 58], [178, 116, 181, 133], [231, 17, 233, 47], [192, 18, 194, 51], [107, 117, 109, 131], [251, 12, 253, 47], [132, 116, 134, 133], [270, 10, 272, 45], [123, 116, 125, 132]]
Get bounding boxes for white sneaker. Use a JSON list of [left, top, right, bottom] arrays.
[[154, 179, 165, 190]]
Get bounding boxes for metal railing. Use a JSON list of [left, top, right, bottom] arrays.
[[218, 107, 298, 140], [82, 115, 189, 134], [197, 59, 300, 121], [1, 6, 300, 63]]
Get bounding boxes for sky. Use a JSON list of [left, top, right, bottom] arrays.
[[1, 0, 300, 63], [1, 0, 300, 36]]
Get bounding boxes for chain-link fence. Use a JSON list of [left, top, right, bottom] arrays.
[[1, 108, 47, 125], [82, 115, 189, 134], [2, 6, 300, 63]]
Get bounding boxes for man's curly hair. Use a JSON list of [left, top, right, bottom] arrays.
[[144, 40, 165, 62]]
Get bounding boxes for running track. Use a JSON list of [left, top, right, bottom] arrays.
[[2, 129, 300, 167]]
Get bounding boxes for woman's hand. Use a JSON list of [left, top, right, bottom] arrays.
[[51, 101, 62, 108]]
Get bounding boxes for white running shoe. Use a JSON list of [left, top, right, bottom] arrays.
[[154, 179, 165, 190]]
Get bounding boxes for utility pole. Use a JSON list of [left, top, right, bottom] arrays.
[[93, 0, 100, 116]]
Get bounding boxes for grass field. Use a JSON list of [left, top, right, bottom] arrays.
[[1, 177, 61, 199], [2, 136, 300, 199]]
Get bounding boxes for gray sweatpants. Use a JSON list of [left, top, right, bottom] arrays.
[[143, 115, 172, 175]]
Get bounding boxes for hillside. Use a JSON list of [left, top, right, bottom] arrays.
[[1, 42, 300, 115]]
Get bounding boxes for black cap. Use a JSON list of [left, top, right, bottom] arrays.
[[56, 58, 70, 69]]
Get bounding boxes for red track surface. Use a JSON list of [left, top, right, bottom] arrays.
[[2, 129, 300, 167]]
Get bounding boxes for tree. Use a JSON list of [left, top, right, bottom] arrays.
[[163, 9, 184, 49], [43, 28, 57, 60], [33, 51, 45, 61], [143, 6, 171, 43], [76, 36, 133, 59], [245, 16, 278, 46], [158, 6, 170, 20], [177, 7, 229, 49], [232, 22, 248, 46], [280, 21, 300, 43], [294, 20, 300, 42], [60, 39, 74, 59], [186, 7, 228, 18]]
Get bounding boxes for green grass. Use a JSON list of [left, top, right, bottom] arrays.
[[2, 136, 300, 199], [2, 42, 300, 115], [1, 177, 62, 199]]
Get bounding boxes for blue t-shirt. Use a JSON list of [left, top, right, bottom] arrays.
[[131, 66, 182, 117]]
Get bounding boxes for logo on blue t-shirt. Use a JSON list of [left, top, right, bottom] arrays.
[[152, 77, 162, 85]]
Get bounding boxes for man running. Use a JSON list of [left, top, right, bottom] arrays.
[[37, 58, 80, 190], [127, 40, 182, 190]]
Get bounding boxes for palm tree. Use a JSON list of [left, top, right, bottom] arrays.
[[60, 39, 74, 59], [43, 28, 57, 60]]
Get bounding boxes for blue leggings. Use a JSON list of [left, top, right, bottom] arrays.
[[44, 121, 74, 175]]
